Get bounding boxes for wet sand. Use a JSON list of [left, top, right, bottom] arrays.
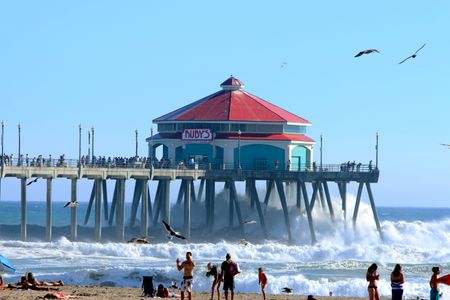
[[0, 285, 382, 300]]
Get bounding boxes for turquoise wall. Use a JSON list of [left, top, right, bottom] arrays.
[[234, 144, 285, 170], [291, 145, 310, 170], [175, 144, 213, 163]]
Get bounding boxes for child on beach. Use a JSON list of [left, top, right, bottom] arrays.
[[366, 263, 380, 300], [258, 267, 268, 300], [206, 262, 221, 300]]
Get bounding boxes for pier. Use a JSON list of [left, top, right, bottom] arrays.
[[0, 76, 382, 244], [0, 159, 380, 244]]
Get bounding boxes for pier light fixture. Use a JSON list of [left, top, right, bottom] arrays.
[[18, 123, 21, 166], [150, 128, 154, 167], [237, 129, 242, 169], [91, 127, 95, 157], [320, 134, 323, 171], [1, 121, 4, 163], [78, 124, 82, 164], [135, 129, 138, 157]]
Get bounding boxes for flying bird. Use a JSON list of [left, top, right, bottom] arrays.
[[398, 43, 426, 64], [282, 287, 293, 293], [281, 62, 287, 68], [441, 144, 450, 148], [243, 219, 257, 225], [162, 220, 186, 240], [64, 200, 79, 208], [26, 178, 39, 186], [354, 49, 380, 58]]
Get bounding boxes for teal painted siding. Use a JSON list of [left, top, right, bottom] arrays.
[[291, 145, 310, 170], [234, 144, 285, 170], [175, 144, 213, 163]]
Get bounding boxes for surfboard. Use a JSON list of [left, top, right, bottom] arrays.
[[437, 274, 450, 285]]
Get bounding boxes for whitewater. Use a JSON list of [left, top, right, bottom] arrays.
[[1, 194, 450, 298]]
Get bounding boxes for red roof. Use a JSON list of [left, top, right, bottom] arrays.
[[152, 132, 315, 142], [154, 76, 310, 124]]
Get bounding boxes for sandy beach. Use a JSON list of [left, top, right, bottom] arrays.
[[0, 286, 372, 300]]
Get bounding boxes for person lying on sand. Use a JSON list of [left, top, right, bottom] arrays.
[[0, 273, 9, 290], [16, 272, 64, 290], [155, 284, 179, 298]]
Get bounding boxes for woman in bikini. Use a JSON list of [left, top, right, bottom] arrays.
[[391, 264, 404, 300], [366, 263, 380, 300]]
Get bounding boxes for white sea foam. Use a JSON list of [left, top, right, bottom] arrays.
[[1, 197, 450, 297]]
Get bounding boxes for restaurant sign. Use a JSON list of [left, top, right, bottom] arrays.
[[182, 129, 214, 142]]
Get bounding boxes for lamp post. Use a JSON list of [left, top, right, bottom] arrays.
[[320, 134, 323, 171], [1, 121, 4, 165], [375, 132, 379, 169], [78, 124, 82, 165], [88, 129, 91, 158], [237, 129, 242, 169], [135, 129, 138, 157], [91, 127, 95, 158], [150, 128, 154, 167], [18, 123, 21, 166]]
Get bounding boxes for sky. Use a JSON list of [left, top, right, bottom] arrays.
[[0, 1, 450, 207]]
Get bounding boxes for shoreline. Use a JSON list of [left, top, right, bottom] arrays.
[[0, 285, 394, 300]]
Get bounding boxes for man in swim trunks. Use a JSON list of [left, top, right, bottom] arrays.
[[177, 251, 196, 300], [221, 253, 240, 300]]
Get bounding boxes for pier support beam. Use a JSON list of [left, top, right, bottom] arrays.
[[296, 180, 302, 209], [352, 182, 364, 227], [94, 178, 103, 242], [71, 178, 78, 241], [248, 179, 268, 238], [229, 180, 244, 235], [162, 179, 171, 223], [205, 179, 215, 234], [140, 180, 149, 237], [184, 179, 192, 238], [152, 181, 163, 226], [300, 181, 317, 244], [366, 182, 383, 239], [309, 181, 320, 211], [323, 182, 335, 222], [84, 181, 96, 225], [275, 180, 292, 242], [197, 179, 205, 202], [46, 178, 52, 242], [116, 179, 126, 241], [263, 180, 274, 207], [129, 180, 143, 228], [20, 178, 27, 241]]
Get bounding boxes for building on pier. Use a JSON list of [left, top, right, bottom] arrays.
[[147, 76, 315, 170]]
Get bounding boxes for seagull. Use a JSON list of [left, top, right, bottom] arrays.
[[64, 200, 79, 208], [440, 143, 450, 148], [26, 178, 39, 186], [281, 62, 287, 68], [354, 49, 380, 58], [398, 43, 426, 64], [282, 287, 293, 293], [162, 220, 186, 240], [243, 219, 257, 225]]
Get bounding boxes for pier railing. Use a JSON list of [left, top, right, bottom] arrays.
[[1, 157, 376, 173]]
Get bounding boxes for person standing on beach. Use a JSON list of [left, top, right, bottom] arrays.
[[221, 253, 240, 300], [206, 262, 221, 300], [430, 266, 441, 300], [366, 263, 380, 300], [391, 264, 404, 300], [176, 251, 196, 300], [258, 267, 268, 300]]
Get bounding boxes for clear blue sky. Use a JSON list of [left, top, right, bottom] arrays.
[[1, 1, 449, 207]]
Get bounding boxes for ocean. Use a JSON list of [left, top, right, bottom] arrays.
[[1, 194, 449, 298]]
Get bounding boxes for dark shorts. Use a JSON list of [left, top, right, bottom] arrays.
[[223, 278, 235, 291]]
